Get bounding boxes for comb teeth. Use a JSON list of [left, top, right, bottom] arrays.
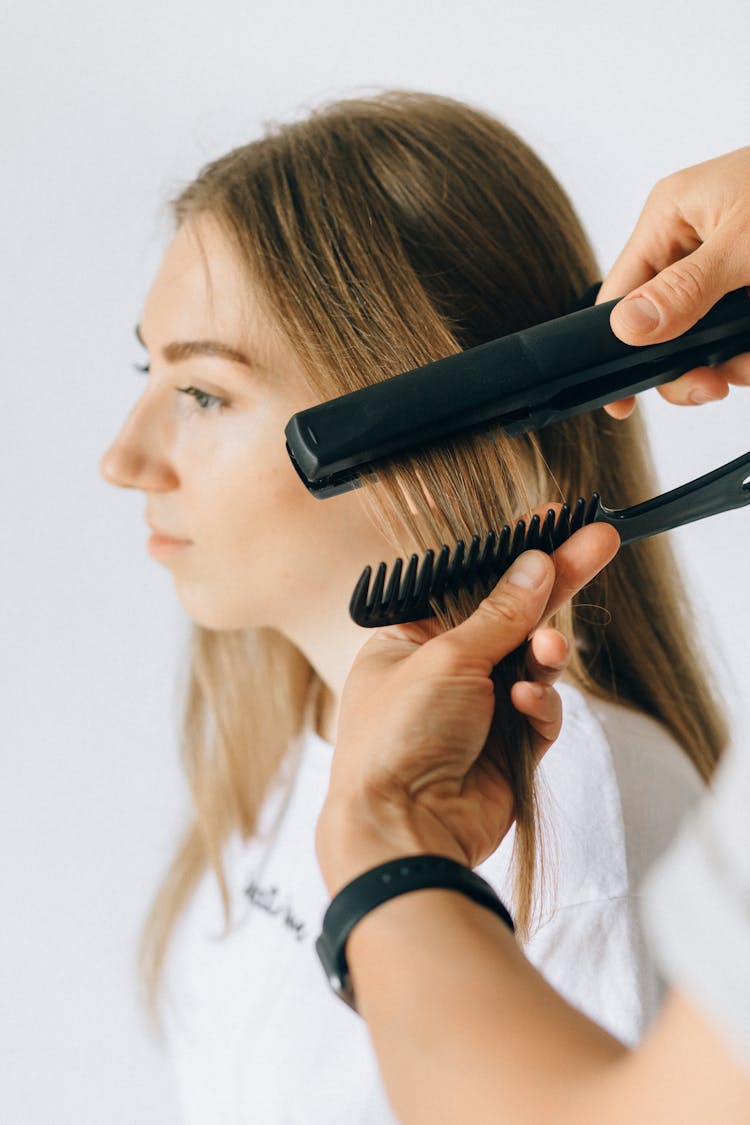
[[349, 496, 602, 627]]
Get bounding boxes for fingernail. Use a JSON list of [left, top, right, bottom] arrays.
[[614, 296, 660, 334], [507, 551, 549, 589]]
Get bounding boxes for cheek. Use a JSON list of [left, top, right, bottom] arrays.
[[208, 436, 322, 572], [190, 417, 285, 527], [173, 410, 379, 629], [172, 471, 299, 629]]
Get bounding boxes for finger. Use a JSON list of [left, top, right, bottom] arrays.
[[651, 347, 750, 404], [543, 522, 621, 621], [377, 615, 447, 646], [655, 367, 730, 406], [609, 240, 750, 346], [597, 182, 698, 306], [364, 522, 619, 675], [722, 352, 750, 386], [598, 247, 657, 307], [510, 681, 562, 764], [605, 340, 750, 416], [433, 550, 556, 674], [603, 395, 637, 420], [524, 628, 569, 685]]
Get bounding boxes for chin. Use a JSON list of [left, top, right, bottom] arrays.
[[174, 584, 267, 632]]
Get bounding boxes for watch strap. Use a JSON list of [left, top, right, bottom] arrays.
[[316, 854, 514, 1011]]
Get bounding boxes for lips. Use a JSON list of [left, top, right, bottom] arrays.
[[150, 530, 192, 545], [147, 519, 192, 544], [146, 517, 193, 561]]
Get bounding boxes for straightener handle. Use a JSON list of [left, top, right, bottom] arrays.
[[285, 287, 750, 497], [516, 288, 750, 432], [596, 451, 750, 545]]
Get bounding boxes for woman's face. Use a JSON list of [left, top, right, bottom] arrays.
[[100, 216, 395, 636]]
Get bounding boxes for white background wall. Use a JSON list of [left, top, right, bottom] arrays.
[[2, 1, 748, 1121]]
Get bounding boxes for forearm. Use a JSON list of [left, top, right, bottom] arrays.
[[317, 787, 627, 1124], [323, 805, 750, 1125], [346, 884, 626, 1125]]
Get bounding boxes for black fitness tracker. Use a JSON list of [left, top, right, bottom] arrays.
[[316, 854, 515, 1011]]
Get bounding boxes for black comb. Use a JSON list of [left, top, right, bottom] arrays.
[[350, 450, 750, 627]]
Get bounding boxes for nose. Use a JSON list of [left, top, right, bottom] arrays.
[[100, 390, 179, 492]]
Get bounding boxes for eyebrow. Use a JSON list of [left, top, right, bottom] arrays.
[[135, 324, 255, 369]]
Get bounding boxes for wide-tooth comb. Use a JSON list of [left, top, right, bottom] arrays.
[[350, 450, 750, 627]]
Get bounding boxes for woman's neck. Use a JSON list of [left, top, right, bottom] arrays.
[[315, 683, 340, 744], [283, 614, 370, 745]]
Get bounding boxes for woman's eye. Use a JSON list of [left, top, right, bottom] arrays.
[[130, 364, 225, 411], [177, 385, 226, 411]]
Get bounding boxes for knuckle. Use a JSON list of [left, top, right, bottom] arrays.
[[656, 258, 709, 311], [479, 587, 529, 629], [431, 640, 465, 677], [646, 177, 668, 206], [431, 639, 479, 680], [646, 173, 677, 208]]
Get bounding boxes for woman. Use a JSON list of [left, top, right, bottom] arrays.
[[100, 91, 726, 1122]]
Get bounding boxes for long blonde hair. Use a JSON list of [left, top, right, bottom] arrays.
[[140, 91, 726, 1015]]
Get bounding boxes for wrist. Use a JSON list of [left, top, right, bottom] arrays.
[[316, 789, 466, 896], [316, 854, 515, 1012]]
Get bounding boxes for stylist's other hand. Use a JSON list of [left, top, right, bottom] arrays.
[[317, 524, 620, 895], [598, 146, 750, 418]]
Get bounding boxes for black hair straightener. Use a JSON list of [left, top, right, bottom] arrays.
[[285, 290, 750, 627]]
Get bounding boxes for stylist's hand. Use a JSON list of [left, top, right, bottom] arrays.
[[317, 523, 620, 895], [598, 146, 750, 418]]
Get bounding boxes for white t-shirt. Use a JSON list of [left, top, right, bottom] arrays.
[[162, 682, 704, 1124], [642, 736, 750, 1066]]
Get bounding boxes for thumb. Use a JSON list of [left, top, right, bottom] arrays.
[[610, 235, 746, 345], [432, 550, 554, 675]]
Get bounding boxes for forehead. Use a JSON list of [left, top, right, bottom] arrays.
[[139, 216, 276, 361]]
